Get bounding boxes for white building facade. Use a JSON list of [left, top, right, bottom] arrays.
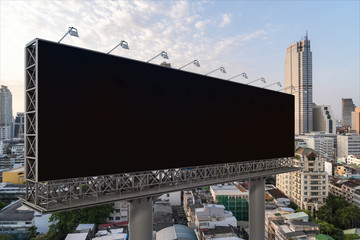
[[337, 134, 360, 158], [277, 148, 328, 212], [347, 155, 360, 166]]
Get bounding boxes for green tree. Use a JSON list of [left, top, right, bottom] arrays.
[[30, 230, 57, 240], [317, 205, 333, 223], [0, 201, 7, 210], [345, 234, 360, 240], [288, 201, 298, 210], [27, 226, 37, 239], [325, 194, 349, 215], [335, 205, 360, 229], [49, 204, 114, 240], [0, 235, 12, 240], [314, 220, 345, 240]]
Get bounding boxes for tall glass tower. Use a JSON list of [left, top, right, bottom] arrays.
[[285, 34, 313, 135], [0, 85, 13, 139]]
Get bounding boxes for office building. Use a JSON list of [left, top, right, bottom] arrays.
[[14, 112, 24, 138], [210, 184, 249, 221], [313, 104, 335, 134], [276, 148, 328, 211], [337, 134, 360, 158], [285, 34, 313, 135], [0, 85, 13, 140], [354, 107, 360, 134], [342, 98, 355, 129], [296, 135, 335, 159], [108, 201, 129, 223]]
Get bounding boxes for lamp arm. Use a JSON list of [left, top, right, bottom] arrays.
[[147, 53, 161, 63]]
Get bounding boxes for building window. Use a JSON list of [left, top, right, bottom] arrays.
[[116, 217, 121, 220], [166, 194, 170, 197], [109, 217, 114, 220], [116, 209, 120, 213]]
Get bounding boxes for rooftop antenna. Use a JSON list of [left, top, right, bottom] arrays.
[[305, 30, 308, 41]]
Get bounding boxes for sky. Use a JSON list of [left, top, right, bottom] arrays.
[[0, 0, 359, 120]]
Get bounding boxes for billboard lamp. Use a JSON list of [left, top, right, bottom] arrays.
[[58, 27, 79, 43], [278, 85, 295, 92], [108, 40, 129, 54], [247, 77, 266, 85], [228, 73, 248, 81], [264, 82, 282, 89], [205, 67, 226, 76], [147, 51, 169, 63], [179, 60, 200, 70]]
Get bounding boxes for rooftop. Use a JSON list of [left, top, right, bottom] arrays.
[[267, 189, 289, 199], [0, 200, 34, 222], [76, 224, 95, 231], [65, 233, 89, 240], [98, 221, 128, 230], [156, 224, 197, 240], [296, 148, 319, 157], [4, 166, 24, 173], [211, 184, 247, 195], [316, 234, 335, 240], [284, 211, 308, 220], [343, 181, 360, 188]]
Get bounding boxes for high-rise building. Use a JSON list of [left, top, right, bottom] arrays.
[[13, 113, 24, 138], [285, 34, 313, 135], [342, 98, 355, 129], [0, 85, 13, 140], [276, 148, 328, 212], [313, 104, 335, 134], [353, 107, 360, 135]]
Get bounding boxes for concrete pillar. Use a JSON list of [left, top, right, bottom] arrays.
[[249, 177, 266, 240], [129, 197, 153, 240]]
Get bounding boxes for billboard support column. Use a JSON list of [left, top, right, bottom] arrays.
[[249, 177, 266, 240], [129, 197, 153, 240]]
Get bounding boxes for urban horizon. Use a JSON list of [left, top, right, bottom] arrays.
[[1, 1, 359, 120]]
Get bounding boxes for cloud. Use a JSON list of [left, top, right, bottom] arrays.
[[0, 0, 281, 114], [220, 14, 232, 27]]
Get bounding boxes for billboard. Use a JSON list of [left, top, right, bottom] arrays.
[[27, 39, 294, 182]]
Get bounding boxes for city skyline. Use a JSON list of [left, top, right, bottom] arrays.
[[0, 1, 359, 120]]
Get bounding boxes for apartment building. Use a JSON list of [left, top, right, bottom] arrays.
[[277, 148, 328, 211]]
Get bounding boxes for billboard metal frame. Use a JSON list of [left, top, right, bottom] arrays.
[[23, 39, 297, 214], [23, 157, 296, 213]]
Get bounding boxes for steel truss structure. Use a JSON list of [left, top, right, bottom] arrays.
[[24, 39, 297, 214], [23, 158, 296, 213]]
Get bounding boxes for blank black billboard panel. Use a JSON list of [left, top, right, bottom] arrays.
[[35, 39, 294, 181]]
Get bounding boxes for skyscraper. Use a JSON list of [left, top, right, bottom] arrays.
[[313, 104, 335, 134], [342, 98, 355, 129], [285, 34, 313, 135], [0, 85, 13, 140], [14, 112, 24, 138]]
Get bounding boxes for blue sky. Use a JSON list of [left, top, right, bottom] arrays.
[[0, 0, 359, 120]]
